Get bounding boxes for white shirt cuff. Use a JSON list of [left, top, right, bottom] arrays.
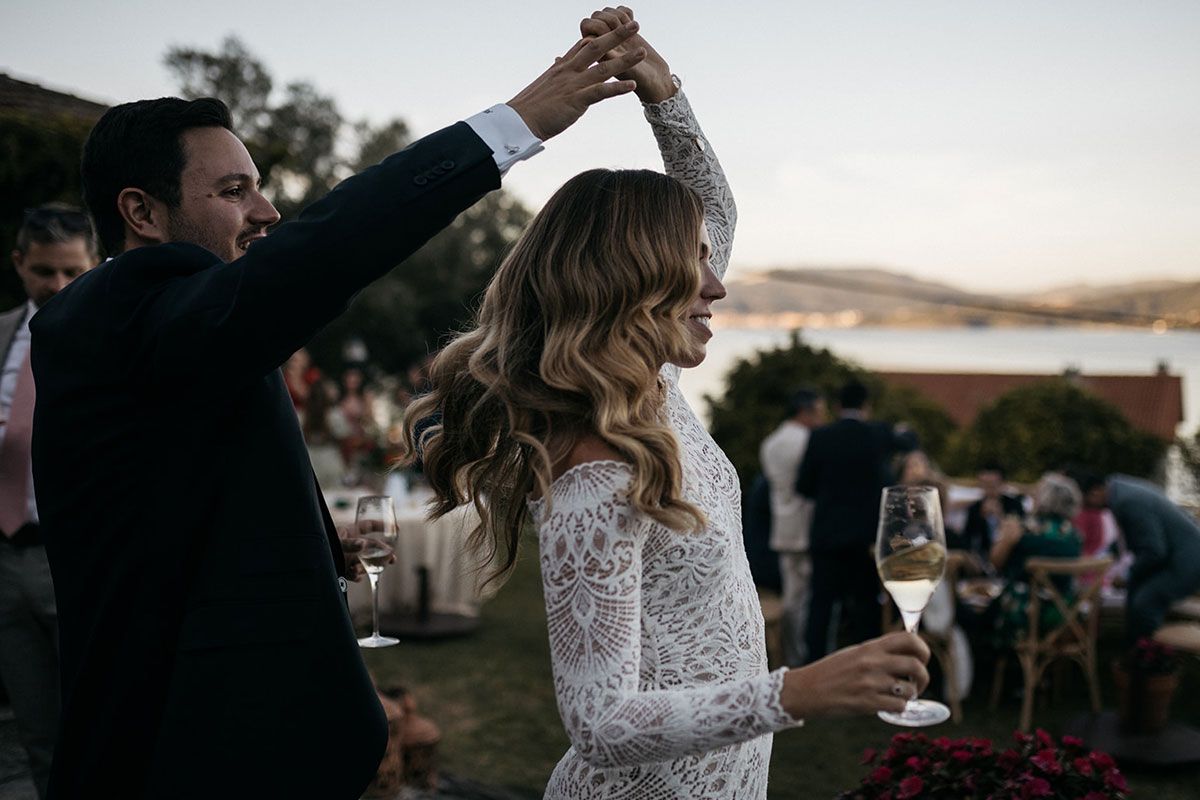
[[464, 104, 544, 176]]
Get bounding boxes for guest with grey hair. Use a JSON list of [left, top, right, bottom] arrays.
[[988, 472, 1084, 648]]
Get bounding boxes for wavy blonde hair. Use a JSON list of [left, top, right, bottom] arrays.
[[400, 168, 708, 580]]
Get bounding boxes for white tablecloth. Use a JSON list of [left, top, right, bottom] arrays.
[[325, 489, 496, 619]]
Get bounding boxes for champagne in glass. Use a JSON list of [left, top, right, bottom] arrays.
[[875, 484, 950, 726], [355, 495, 400, 648]]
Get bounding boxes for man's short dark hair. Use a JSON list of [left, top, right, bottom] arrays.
[[787, 386, 821, 417], [838, 379, 869, 410], [15, 203, 98, 258], [1065, 466, 1105, 495], [81, 97, 234, 255], [978, 460, 1007, 479]]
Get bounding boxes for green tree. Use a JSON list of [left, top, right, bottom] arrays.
[[164, 36, 530, 375], [943, 380, 1167, 482], [706, 332, 957, 490]]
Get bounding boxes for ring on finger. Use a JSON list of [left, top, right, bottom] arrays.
[[891, 681, 908, 697]]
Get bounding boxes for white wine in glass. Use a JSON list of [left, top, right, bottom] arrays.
[[875, 484, 950, 727], [356, 495, 400, 648]]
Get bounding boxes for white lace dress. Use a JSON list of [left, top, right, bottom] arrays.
[[528, 92, 801, 800]]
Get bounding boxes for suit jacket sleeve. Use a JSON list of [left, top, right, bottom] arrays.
[[114, 122, 498, 394], [795, 433, 819, 498]]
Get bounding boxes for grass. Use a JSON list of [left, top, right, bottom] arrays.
[[360, 541, 1200, 798]]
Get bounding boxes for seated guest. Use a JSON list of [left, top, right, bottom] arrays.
[[1075, 471, 1200, 642], [956, 462, 1025, 562], [989, 473, 1083, 648]]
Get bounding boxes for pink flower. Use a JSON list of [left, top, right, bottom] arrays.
[[1031, 748, 1062, 775], [1020, 776, 1053, 798], [998, 750, 1022, 771], [1035, 729, 1054, 749], [1105, 769, 1130, 792], [870, 766, 893, 784], [933, 736, 953, 749], [1083, 793, 1109, 800], [897, 776, 924, 799], [861, 748, 878, 765], [1090, 750, 1116, 771], [1061, 735, 1084, 748], [1072, 757, 1093, 776], [951, 749, 973, 764]]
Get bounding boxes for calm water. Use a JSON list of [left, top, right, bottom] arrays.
[[679, 326, 1200, 433]]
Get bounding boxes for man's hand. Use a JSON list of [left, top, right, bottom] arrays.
[[508, 19, 646, 140], [779, 632, 932, 719], [580, 7, 676, 105], [337, 525, 394, 583]]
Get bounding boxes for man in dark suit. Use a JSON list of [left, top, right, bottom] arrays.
[[796, 380, 917, 662], [31, 23, 646, 800], [0, 205, 99, 798], [956, 462, 1025, 562]]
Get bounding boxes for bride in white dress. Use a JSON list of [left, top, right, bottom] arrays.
[[403, 8, 932, 799]]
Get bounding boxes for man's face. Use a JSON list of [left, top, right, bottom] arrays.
[[11, 238, 96, 306], [164, 127, 280, 263], [799, 399, 826, 428], [978, 470, 1003, 498]]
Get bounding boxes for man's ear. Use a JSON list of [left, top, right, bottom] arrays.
[[116, 188, 169, 247], [10, 250, 22, 271]]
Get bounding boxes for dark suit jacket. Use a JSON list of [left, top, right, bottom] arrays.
[[957, 493, 1025, 558], [31, 122, 499, 800], [795, 416, 917, 554]]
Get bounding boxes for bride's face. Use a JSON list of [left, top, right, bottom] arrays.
[[673, 222, 725, 370]]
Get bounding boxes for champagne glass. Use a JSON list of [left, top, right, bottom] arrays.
[[355, 495, 400, 648], [875, 484, 950, 726]]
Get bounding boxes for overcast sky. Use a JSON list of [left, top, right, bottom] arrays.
[[3, 0, 1197, 291]]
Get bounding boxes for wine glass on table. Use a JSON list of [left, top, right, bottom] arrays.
[[355, 495, 399, 648], [875, 484, 950, 726]]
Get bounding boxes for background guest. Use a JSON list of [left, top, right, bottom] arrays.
[[1, 204, 99, 798], [957, 462, 1026, 564], [759, 386, 824, 665], [797, 379, 918, 662], [989, 472, 1083, 649], [1075, 471, 1200, 642]]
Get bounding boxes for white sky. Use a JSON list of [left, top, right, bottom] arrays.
[[3, 0, 1198, 292]]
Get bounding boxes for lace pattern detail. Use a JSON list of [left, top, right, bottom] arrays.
[[529, 92, 796, 800]]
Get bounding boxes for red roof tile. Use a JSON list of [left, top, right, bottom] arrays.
[[879, 370, 1183, 441]]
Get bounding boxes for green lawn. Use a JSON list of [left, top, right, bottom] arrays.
[[361, 540, 1200, 798]]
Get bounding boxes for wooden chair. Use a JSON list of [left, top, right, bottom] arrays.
[[990, 556, 1113, 732], [882, 550, 971, 722]]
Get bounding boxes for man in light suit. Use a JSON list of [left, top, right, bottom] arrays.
[[1, 204, 99, 799], [759, 386, 824, 666], [31, 22, 646, 800]]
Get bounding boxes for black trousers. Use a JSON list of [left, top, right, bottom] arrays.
[[805, 549, 881, 663]]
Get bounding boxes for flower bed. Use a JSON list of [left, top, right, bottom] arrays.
[[838, 730, 1128, 799]]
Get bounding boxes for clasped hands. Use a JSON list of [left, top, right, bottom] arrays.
[[507, 6, 677, 141]]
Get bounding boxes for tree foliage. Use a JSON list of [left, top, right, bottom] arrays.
[[706, 332, 958, 491], [0, 111, 94, 307], [943, 380, 1167, 482], [164, 36, 530, 374]]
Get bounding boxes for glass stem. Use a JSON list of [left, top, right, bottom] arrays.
[[369, 571, 381, 638], [899, 609, 922, 634]]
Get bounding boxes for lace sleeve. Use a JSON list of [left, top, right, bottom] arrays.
[[644, 89, 736, 282], [537, 462, 797, 769]]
